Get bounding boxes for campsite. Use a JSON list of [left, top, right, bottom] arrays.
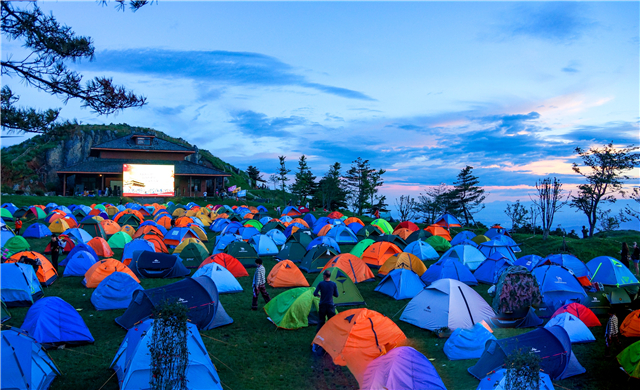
[[1, 195, 639, 390]]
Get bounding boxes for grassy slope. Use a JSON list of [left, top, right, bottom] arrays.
[[2, 197, 640, 390]]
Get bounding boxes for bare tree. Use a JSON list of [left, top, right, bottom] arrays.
[[530, 177, 570, 240], [624, 187, 640, 221], [504, 200, 528, 231], [395, 195, 417, 221], [528, 205, 539, 235]]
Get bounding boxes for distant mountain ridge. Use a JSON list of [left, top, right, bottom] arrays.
[[1, 123, 249, 193]]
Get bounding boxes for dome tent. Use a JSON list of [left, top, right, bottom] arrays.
[[21, 297, 94, 348], [320, 254, 375, 283], [263, 287, 320, 330], [375, 269, 425, 300], [617, 340, 640, 379], [1, 263, 43, 307], [311, 267, 365, 306], [299, 245, 340, 273], [199, 253, 248, 277], [444, 322, 496, 360], [267, 260, 309, 288], [440, 244, 486, 271], [492, 266, 542, 318], [62, 250, 98, 277], [1, 327, 59, 390], [544, 313, 595, 343], [532, 265, 588, 315], [421, 256, 477, 286], [193, 263, 243, 293], [403, 239, 439, 261], [91, 272, 143, 310]]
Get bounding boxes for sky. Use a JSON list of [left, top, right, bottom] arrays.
[[2, 1, 639, 229]]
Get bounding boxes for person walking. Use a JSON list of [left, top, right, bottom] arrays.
[[605, 309, 620, 357], [14, 218, 22, 235], [313, 270, 339, 333], [49, 234, 62, 274], [620, 242, 630, 269], [632, 242, 640, 276], [251, 258, 270, 310]]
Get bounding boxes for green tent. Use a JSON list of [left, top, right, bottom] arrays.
[[261, 221, 286, 233], [617, 340, 640, 378], [350, 239, 375, 258], [311, 267, 365, 306], [79, 219, 107, 239], [1, 301, 10, 323], [180, 242, 210, 268], [3, 235, 30, 254], [0, 208, 13, 221], [93, 204, 107, 211], [299, 245, 340, 273], [374, 235, 407, 250], [406, 230, 433, 243], [107, 231, 133, 249], [264, 287, 320, 329], [73, 209, 88, 219], [224, 241, 259, 268], [276, 241, 308, 263], [118, 214, 141, 228], [356, 225, 383, 240], [243, 220, 263, 230], [371, 218, 393, 235], [287, 231, 315, 247], [426, 235, 452, 252]]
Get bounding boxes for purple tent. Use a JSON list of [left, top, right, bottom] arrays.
[[361, 346, 447, 390]]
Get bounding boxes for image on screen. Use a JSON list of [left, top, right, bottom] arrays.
[[123, 164, 175, 197]]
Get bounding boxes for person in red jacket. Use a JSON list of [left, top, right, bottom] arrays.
[[14, 219, 22, 235]]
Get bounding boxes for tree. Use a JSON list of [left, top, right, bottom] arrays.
[[395, 195, 417, 221], [530, 177, 570, 240], [413, 183, 457, 224], [1, 1, 147, 135], [290, 155, 316, 204], [276, 156, 291, 205], [317, 162, 348, 211], [624, 187, 640, 221], [451, 166, 486, 225], [246, 165, 262, 188], [570, 143, 639, 237], [597, 209, 630, 232], [528, 205, 539, 235], [504, 200, 528, 231], [149, 300, 189, 390], [269, 174, 278, 191], [343, 157, 385, 216]]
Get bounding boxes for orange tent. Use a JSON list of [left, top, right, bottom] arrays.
[[100, 219, 121, 235], [313, 308, 406, 385], [395, 221, 419, 232], [425, 225, 452, 241], [621, 310, 640, 337], [175, 217, 194, 227], [120, 225, 137, 238], [267, 260, 309, 288], [133, 225, 163, 239], [87, 237, 114, 257], [200, 253, 248, 277], [327, 211, 344, 219], [392, 228, 413, 240], [144, 234, 169, 253], [344, 217, 364, 227], [378, 252, 427, 277], [155, 215, 172, 230], [83, 258, 139, 288], [8, 251, 58, 286], [115, 209, 144, 224], [318, 225, 333, 237], [243, 213, 254, 220], [361, 242, 403, 268], [290, 218, 309, 228], [62, 216, 78, 228], [47, 211, 66, 223], [321, 254, 375, 283]]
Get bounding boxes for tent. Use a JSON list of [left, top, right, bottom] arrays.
[[1, 327, 59, 390], [267, 260, 309, 288], [476, 240, 517, 262], [617, 340, 640, 379], [22, 223, 52, 239], [129, 250, 190, 279], [468, 326, 586, 381], [122, 239, 156, 265], [3, 235, 30, 254], [1, 263, 43, 307], [111, 319, 223, 390], [199, 253, 248, 277], [490, 234, 521, 252], [193, 263, 243, 293], [404, 240, 439, 261], [451, 230, 476, 246], [78, 219, 107, 239], [313, 308, 406, 385], [551, 303, 601, 327], [371, 218, 393, 234], [263, 287, 320, 329], [173, 237, 207, 255], [532, 265, 588, 314], [100, 219, 121, 235], [300, 245, 340, 273], [21, 297, 94, 348], [62, 250, 98, 277], [212, 234, 242, 254], [515, 254, 544, 271], [361, 346, 447, 390], [400, 278, 494, 331], [180, 242, 210, 268], [587, 256, 639, 287], [485, 226, 510, 239], [349, 238, 375, 258], [421, 257, 477, 286], [115, 276, 233, 330], [425, 225, 452, 241], [392, 228, 413, 240], [545, 313, 595, 343], [325, 224, 358, 244], [541, 254, 589, 278], [266, 229, 287, 246], [405, 229, 433, 244], [443, 322, 496, 360], [492, 266, 542, 318], [375, 269, 425, 300], [361, 242, 402, 268], [320, 254, 375, 283], [107, 231, 133, 249], [164, 227, 198, 247], [61, 243, 99, 265], [250, 234, 279, 257], [1, 302, 10, 323], [143, 234, 169, 253], [7, 251, 58, 286], [87, 237, 114, 257], [440, 244, 487, 271], [620, 310, 640, 337], [373, 235, 408, 250], [311, 267, 365, 306], [1, 225, 15, 247], [0, 207, 14, 221], [435, 212, 462, 229], [394, 221, 418, 232], [356, 225, 384, 240], [378, 252, 427, 277], [83, 258, 140, 288], [425, 235, 452, 252], [91, 272, 143, 310], [224, 240, 259, 268], [474, 253, 512, 284], [306, 236, 341, 253]]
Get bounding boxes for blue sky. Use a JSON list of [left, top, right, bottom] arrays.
[[2, 1, 639, 226]]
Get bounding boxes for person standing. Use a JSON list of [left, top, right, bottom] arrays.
[[581, 226, 589, 239], [605, 309, 620, 357], [631, 242, 640, 276], [251, 258, 270, 310], [49, 234, 62, 274], [14, 218, 22, 235], [620, 242, 630, 269], [313, 270, 339, 333]]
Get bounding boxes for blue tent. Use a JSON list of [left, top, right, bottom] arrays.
[[375, 269, 425, 300], [1, 327, 59, 390], [325, 224, 358, 244], [532, 265, 588, 314], [587, 256, 639, 286], [404, 240, 439, 261], [347, 222, 363, 234], [544, 313, 595, 343], [138, 220, 168, 235], [280, 215, 293, 223], [312, 221, 330, 235], [257, 205, 268, 213], [515, 254, 544, 271], [21, 297, 94, 348], [474, 253, 512, 284], [281, 206, 301, 216], [469, 326, 585, 381], [444, 322, 496, 360], [250, 235, 279, 257], [212, 234, 242, 254], [220, 221, 244, 235], [542, 254, 589, 278], [62, 250, 98, 277], [129, 251, 190, 279], [165, 227, 197, 246], [491, 234, 521, 252], [2, 203, 18, 214], [303, 213, 317, 228], [450, 230, 476, 246], [421, 257, 478, 286], [306, 236, 341, 253], [65, 227, 93, 243], [434, 212, 462, 229], [111, 319, 223, 390], [193, 263, 243, 293], [440, 245, 486, 271], [477, 240, 517, 262], [238, 226, 260, 241], [210, 218, 231, 232], [484, 227, 510, 239], [122, 239, 156, 261], [91, 272, 143, 310], [1, 225, 15, 247], [314, 216, 330, 228], [1, 263, 43, 307], [477, 369, 554, 390], [362, 346, 447, 390], [266, 229, 286, 246], [61, 243, 99, 266], [22, 223, 52, 239]]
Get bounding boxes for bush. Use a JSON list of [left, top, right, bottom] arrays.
[[1, 184, 14, 194], [34, 189, 45, 196], [504, 348, 542, 390]]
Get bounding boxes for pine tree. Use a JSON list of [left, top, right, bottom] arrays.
[[317, 162, 348, 210], [290, 155, 316, 204], [451, 166, 486, 225], [277, 156, 291, 206], [246, 165, 262, 188], [344, 157, 385, 216]]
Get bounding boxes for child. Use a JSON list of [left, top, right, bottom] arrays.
[[251, 258, 271, 310], [605, 309, 620, 357]]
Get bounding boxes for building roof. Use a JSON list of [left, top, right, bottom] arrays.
[[90, 133, 195, 153], [57, 158, 231, 177]]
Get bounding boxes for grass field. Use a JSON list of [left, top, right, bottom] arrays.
[[2, 195, 640, 390]]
